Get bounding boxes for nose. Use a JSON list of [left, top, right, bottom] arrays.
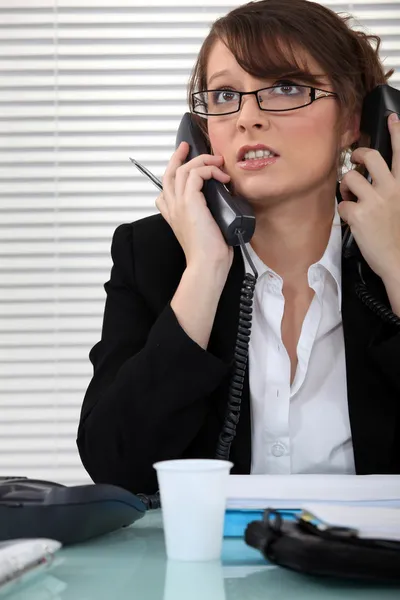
[[236, 93, 270, 133]]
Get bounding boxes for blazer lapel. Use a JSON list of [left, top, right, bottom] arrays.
[[208, 246, 252, 473]]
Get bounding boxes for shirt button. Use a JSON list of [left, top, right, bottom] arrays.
[[272, 442, 286, 457]]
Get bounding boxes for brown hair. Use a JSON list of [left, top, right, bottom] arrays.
[[187, 0, 393, 171]]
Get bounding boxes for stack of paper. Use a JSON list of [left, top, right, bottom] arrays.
[[226, 474, 400, 509], [301, 504, 400, 541]]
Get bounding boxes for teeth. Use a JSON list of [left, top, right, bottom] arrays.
[[243, 149, 275, 160]]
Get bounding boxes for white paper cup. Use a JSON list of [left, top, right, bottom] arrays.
[[153, 458, 233, 561]]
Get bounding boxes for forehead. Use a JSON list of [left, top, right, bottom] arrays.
[[206, 38, 325, 85]]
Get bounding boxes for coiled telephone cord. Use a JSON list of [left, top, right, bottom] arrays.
[[215, 230, 258, 462], [355, 261, 400, 328]]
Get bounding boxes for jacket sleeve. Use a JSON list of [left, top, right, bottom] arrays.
[[77, 223, 230, 494]]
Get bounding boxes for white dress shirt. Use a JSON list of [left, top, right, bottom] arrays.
[[242, 206, 356, 475]]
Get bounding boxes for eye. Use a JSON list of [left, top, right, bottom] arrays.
[[211, 89, 240, 104], [273, 80, 303, 95]]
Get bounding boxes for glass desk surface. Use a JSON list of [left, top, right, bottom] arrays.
[[5, 510, 400, 600]]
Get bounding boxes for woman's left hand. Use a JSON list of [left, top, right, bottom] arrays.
[[338, 112, 400, 283]]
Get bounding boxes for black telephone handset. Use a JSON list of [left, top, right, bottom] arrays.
[[175, 112, 258, 461], [343, 84, 400, 329], [175, 113, 256, 246], [343, 84, 400, 258]]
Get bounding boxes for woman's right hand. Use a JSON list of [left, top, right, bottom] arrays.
[[156, 141, 234, 275]]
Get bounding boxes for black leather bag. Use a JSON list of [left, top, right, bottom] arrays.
[[245, 509, 400, 583]]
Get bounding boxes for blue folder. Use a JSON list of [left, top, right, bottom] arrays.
[[223, 499, 400, 537], [224, 508, 301, 537]]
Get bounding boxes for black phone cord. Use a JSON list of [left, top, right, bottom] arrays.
[[215, 230, 258, 462], [136, 491, 161, 510], [355, 261, 400, 328]]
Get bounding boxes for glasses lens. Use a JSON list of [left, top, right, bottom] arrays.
[[258, 84, 311, 111], [193, 90, 240, 115], [193, 85, 313, 115]]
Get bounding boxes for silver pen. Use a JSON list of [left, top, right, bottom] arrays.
[[129, 158, 163, 191]]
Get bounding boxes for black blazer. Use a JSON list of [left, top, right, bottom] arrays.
[[77, 214, 400, 494]]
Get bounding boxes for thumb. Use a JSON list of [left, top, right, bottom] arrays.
[[337, 200, 358, 226], [177, 140, 190, 159]]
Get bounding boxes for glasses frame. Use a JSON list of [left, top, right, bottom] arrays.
[[191, 84, 338, 118]]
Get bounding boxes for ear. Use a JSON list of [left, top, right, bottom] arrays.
[[340, 112, 361, 150]]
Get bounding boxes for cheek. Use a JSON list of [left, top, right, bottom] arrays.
[[287, 116, 339, 162], [207, 123, 229, 156]]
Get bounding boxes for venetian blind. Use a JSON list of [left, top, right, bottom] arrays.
[[0, 0, 399, 485]]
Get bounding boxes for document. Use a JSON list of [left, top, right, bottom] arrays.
[[301, 504, 400, 542], [226, 474, 400, 509]]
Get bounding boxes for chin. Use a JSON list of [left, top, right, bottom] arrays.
[[236, 179, 295, 203]]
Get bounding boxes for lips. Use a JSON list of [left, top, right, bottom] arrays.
[[236, 143, 279, 162]]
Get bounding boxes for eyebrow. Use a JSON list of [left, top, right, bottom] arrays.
[[281, 70, 327, 86], [207, 68, 327, 89], [207, 69, 233, 87]]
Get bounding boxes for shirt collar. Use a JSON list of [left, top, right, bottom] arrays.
[[242, 200, 342, 310], [313, 201, 342, 310]]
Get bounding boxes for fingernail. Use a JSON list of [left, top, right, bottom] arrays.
[[389, 112, 399, 123]]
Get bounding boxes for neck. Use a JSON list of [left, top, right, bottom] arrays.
[[250, 184, 337, 279]]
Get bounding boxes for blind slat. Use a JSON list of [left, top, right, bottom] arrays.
[[0, 349, 91, 362], [1, 332, 100, 345], [1, 377, 91, 391]]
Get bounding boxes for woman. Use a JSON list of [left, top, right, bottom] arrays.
[[77, 0, 400, 494]]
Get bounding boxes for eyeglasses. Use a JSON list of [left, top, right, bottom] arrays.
[[191, 83, 338, 118]]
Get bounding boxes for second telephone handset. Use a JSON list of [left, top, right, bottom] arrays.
[[175, 113, 256, 246], [343, 84, 400, 257]]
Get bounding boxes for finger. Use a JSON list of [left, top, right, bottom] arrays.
[[175, 153, 224, 183], [162, 142, 190, 193], [162, 141, 191, 191], [339, 168, 374, 204], [165, 142, 222, 179], [183, 165, 230, 199], [164, 144, 223, 197], [337, 199, 358, 226], [350, 147, 392, 186], [155, 192, 171, 225], [175, 155, 225, 198], [388, 111, 400, 179]]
